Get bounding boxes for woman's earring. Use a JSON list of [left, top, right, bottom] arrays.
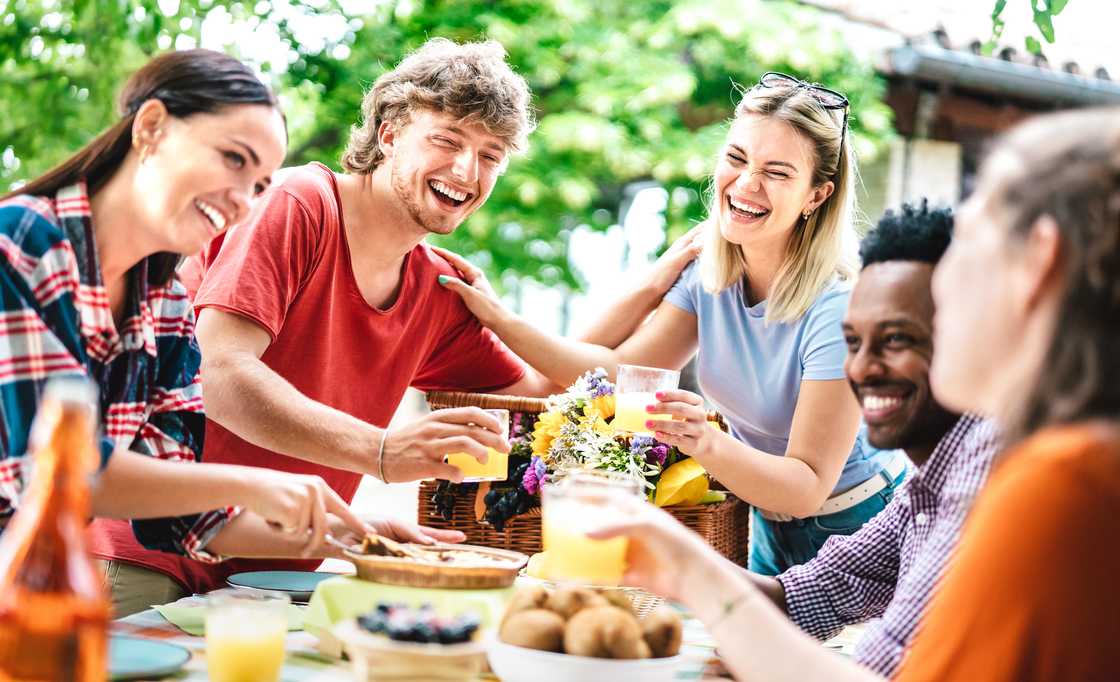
[[802, 209, 813, 220]]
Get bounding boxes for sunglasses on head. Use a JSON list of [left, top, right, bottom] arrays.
[[754, 71, 850, 171]]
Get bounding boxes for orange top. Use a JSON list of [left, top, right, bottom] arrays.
[[894, 422, 1120, 682]]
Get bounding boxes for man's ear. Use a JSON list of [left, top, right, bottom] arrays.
[[377, 120, 397, 160]]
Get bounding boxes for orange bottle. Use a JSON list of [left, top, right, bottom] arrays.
[[0, 379, 110, 681]]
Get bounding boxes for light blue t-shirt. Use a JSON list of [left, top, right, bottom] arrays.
[[664, 262, 896, 494]]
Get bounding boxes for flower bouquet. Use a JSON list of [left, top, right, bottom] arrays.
[[421, 375, 749, 566], [435, 369, 726, 532]]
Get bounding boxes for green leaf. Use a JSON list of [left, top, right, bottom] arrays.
[[1025, 35, 1042, 55], [1033, 8, 1056, 43], [1049, 0, 1069, 16], [991, 0, 1007, 20]]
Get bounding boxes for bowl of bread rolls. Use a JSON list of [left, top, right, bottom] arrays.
[[487, 585, 687, 682]]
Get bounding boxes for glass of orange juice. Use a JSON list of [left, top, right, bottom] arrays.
[[206, 589, 288, 682], [446, 408, 510, 481], [542, 469, 643, 586], [612, 364, 680, 435]]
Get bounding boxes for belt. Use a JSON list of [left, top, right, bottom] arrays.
[[757, 455, 908, 523]]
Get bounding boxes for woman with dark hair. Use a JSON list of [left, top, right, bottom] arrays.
[[0, 49, 389, 615], [586, 107, 1120, 681]]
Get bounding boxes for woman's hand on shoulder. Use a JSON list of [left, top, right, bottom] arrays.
[[432, 245, 509, 330], [639, 224, 704, 297]]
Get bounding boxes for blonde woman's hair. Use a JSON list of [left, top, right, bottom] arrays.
[[699, 83, 858, 324], [341, 38, 535, 174]]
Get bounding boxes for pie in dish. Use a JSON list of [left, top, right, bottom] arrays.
[[344, 536, 528, 589]]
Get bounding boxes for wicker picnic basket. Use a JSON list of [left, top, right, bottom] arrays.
[[417, 391, 751, 569]]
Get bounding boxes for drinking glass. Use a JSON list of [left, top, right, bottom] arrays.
[[613, 364, 680, 435], [206, 588, 288, 682], [446, 408, 510, 481], [541, 469, 644, 586]]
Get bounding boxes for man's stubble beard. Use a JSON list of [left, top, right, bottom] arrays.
[[390, 156, 456, 236]]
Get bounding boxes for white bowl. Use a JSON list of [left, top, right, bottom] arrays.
[[487, 639, 686, 682]]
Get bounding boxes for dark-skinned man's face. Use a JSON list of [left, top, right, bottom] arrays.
[[843, 261, 958, 454]]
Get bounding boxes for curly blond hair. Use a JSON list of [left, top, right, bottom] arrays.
[[341, 38, 534, 174]]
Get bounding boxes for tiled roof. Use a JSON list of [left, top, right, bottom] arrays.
[[801, 0, 1118, 82]]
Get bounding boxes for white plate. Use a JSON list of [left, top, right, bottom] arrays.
[[487, 639, 686, 682]]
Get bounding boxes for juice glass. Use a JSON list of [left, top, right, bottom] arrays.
[[206, 589, 288, 682], [446, 408, 510, 481], [541, 470, 643, 586], [613, 364, 680, 435]]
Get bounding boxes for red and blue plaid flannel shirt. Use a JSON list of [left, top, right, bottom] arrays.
[[0, 182, 235, 562]]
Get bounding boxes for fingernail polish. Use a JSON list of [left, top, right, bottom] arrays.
[[646, 420, 655, 429], [655, 391, 664, 400], [438, 274, 451, 284]]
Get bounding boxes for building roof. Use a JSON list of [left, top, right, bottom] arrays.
[[800, 0, 1120, 81]]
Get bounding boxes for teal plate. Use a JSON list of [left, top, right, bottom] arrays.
[[109, 635, 191, 680], [226, 570, 336, 602]]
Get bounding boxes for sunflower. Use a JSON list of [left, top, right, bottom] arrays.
[[584, 394, 616, 421], [531, 410, 567, 461]]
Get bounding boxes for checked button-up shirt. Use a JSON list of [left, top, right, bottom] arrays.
[[0, 183, 235, 561], [777, 414, 999, 677]]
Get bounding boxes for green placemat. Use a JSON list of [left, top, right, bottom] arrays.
[[302, 575, 515, 654], [153, 602, 305, 636]]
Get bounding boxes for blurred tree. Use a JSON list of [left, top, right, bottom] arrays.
[[1, 0, 893, 293]]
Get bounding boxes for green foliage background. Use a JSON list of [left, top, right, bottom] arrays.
[[1, 0, 893, 292]]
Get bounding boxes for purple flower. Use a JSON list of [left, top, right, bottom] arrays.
[[629, 435, 667, 466], [583, 367, 615, 398], [522, 456, 548, 495]]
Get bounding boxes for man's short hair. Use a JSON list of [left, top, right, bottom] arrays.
[[341, 38, 535, 174], [860, 199, 954, 269]]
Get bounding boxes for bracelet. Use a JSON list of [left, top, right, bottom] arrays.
[[378, 428, 390, 483]]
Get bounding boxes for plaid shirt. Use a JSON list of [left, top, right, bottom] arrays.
[[777, 415, 999, 677], [0, 183, 235, 562]]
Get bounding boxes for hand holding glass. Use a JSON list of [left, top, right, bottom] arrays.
[[613, 364, 680, 435], [446, 408, 510, 481], [542, 470, 643, 585]]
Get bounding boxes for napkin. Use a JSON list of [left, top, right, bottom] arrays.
[[153, 602, 305, 636]]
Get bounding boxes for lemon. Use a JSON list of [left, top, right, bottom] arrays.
[[654, 458, 710, 507], [526, 551, 551, 579]]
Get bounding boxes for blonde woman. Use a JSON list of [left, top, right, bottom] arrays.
[[439, 73, 907, 574]]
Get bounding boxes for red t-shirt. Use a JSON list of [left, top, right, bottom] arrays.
[[89, 162, 525, 592]]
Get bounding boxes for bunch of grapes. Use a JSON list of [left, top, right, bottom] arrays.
[[482, 460, 538, 531], [357, 603, 480, 645], [430, 481, 476, 521]]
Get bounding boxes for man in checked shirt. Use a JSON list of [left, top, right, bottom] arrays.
[[746, 200, 1000, 676]]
